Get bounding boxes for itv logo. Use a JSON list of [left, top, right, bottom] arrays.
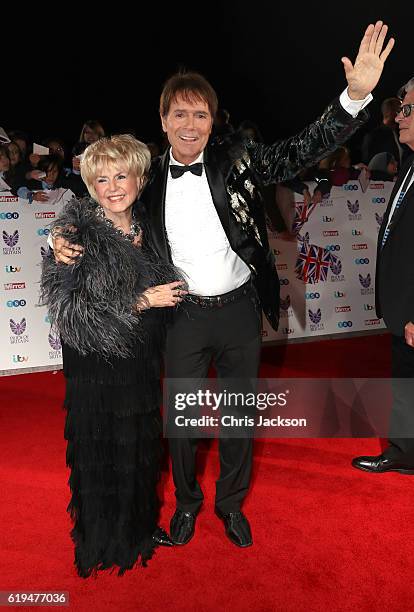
[[12, 355, 29, 363]]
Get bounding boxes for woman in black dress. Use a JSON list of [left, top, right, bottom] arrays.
[[41, 135, 186, 577]]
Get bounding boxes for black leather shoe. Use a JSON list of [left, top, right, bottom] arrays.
[[352, 453, 414, 474], [170, 510, 196, 545], [152, 526, 174, 547], [216, 510, 253, 547]]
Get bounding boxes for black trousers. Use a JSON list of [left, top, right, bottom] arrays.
[[387, 334, 414, 462], [165, 289, 262, 515]]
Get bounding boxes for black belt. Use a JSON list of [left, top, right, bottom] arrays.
[[185, 280, 253, 308]]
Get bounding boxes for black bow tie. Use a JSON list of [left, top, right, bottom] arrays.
[[170, 162, 203, 179]]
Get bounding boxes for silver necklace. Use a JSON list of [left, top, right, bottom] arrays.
[[95, 204, 141, 243]]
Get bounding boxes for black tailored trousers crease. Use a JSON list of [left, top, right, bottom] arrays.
[[387, 334, 414, 462], [165, 291, 262, 515]]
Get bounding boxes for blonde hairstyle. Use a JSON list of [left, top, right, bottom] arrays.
[[79, 119, 106, 143], [80, 134, 151, 201]]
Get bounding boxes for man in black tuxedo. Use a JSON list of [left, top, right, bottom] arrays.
[[53, 22, 393, 547], [353, 77, 414, 475]]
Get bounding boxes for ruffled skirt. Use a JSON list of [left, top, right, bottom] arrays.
[[62, 332, 163, 577]]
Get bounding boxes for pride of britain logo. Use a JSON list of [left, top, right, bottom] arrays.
[[359, 273, 374, 295], [280, 295, 292, 318], [48, 332, 62, 359], [9, 318, 29, 344], [3, 230, 21, 255], [308, 308, 324, 332], [347, 200, 362, 221], [330, 258, 345, 282]]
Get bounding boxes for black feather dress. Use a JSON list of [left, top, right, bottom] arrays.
[[40, 197, 181, 577]]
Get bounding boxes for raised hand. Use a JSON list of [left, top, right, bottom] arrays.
[[342, 21, 394, 100]]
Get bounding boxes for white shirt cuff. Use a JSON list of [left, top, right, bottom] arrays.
[[339, 88, 373, 118]]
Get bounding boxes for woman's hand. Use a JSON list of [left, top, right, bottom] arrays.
[[52, 229, 84, 265], [140, 281, 188, 309]]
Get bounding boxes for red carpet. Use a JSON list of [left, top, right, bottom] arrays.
[[2, 332, 413, 611]]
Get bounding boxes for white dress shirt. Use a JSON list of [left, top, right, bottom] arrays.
[[339, 88, 372, 117], [165, 151, 251, 296]]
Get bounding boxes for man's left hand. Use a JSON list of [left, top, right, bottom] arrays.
[[404, 322, 414, 347], [342, 21, 394, 100]]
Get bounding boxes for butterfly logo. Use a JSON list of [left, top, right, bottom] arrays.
[[308, 308, 322, 324], [375, 212, 384, 226], [359, 273, 371, 288], [330, 258, 342, 275], [9, 318, 26, 335], [347, 200, 359, 214], [48, 333, 61, 351], [280, 295, 291, 311], [3, 230, 19, 247]]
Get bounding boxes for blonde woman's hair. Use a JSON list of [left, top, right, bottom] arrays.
[[79, 119, 106, 142], [80, 134, 151, 201]]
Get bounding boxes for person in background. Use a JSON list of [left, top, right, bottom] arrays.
[[353, 77, 414, 475], [213, 107, 234, 137], [17, 154, 84, 201], [0, 145, 12, 189], [361, 96, 411, 166], [7, 130, 32, 161], [317, 145, 368, 186], [79, 119, 106, 145], [367, 151, 398, 181]]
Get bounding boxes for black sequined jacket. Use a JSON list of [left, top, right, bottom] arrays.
[[144, 97, 369, 330]]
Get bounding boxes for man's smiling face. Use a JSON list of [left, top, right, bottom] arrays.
[[161, 94, 213, 165]]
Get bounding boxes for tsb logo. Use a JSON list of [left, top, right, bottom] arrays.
[[338, 321, 353, 328], [355, 258, 369, 265], [364, 304, 374, 311], [0, 212, 19, 219], [305, 292, 320, 299], [352, 229, 363, 236], [6, 299, 27, 307], [372, 197, 386, 204], [37, 228, 50, 236], [325, 244, 340, 251], [344, 184, 358, 191], [322, 216, 334, 222], [279, 278, 290, 286], [334, 291, 345, 298]]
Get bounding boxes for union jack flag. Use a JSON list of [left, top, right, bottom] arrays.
[[292, 199, 318, 234], [295, 234, 339, 283]]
